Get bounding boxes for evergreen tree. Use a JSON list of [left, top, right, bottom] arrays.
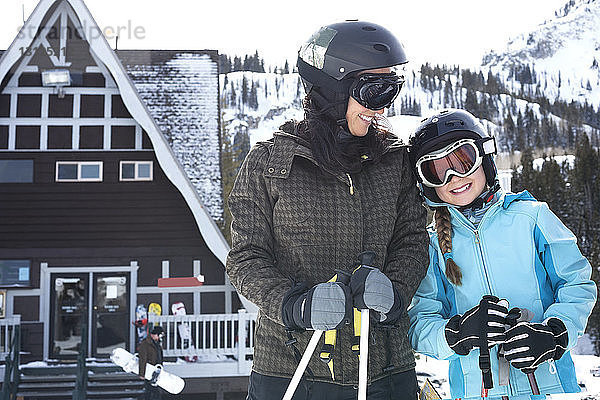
[[241, 75, 249, 107], [249, 80, 259, 110], [233, 56, 242, 71]]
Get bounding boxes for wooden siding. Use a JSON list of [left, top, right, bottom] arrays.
[[0, 150, 225, 288]]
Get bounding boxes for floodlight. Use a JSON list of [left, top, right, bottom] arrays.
[[42, 69, 71, 98]]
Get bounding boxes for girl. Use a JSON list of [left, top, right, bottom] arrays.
[[407, 109, 596, 399]]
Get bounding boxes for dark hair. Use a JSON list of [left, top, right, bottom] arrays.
[[294, 94, 391, 174]]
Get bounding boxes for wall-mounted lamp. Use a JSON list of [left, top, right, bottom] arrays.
[[42, 69, 71, 99]]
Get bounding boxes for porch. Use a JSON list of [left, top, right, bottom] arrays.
[[148, 310, 257, 378]]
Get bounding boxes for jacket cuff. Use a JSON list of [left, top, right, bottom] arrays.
[[437, 319, 457, 360], [281, 283, 308, 330]]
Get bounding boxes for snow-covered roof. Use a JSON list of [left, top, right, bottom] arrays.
[[116, 50, 223, 222]]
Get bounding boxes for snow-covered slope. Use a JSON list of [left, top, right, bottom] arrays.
[[483, 0, 600, 108], [220, 1, 600, 158]]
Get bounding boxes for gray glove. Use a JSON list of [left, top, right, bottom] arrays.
[[350, 265, 403, 324], [282, 282, 352, 331]]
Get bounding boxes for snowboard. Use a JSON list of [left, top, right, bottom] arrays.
[[148, 302, 162, 332], [171, 301, 198, 362], [110, 347, 185, 394], [133, 304, 148, 345]]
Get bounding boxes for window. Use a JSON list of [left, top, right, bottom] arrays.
[[120, 161, 153, 181], [56, 161, 102, 182], [0, 160, 33, 183], [0, 260, 31, 287]]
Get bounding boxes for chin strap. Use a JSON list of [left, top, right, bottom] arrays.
[[459, 180, 501, 211]]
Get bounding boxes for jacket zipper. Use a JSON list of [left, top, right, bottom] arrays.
[[473, 230, 493, 293], [346, 173, 355, 195]]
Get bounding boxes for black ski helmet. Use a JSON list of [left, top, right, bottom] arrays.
[[297, 20, 408, 124], [409, 109, 499, 206]]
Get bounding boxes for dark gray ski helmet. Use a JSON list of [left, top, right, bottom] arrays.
[[297, 20, 407, 124], [409, 109, 499, 206]]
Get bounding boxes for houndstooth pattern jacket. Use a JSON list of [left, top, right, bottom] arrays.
[[226, 128, 429, 385]]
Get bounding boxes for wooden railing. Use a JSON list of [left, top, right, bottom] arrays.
[[0, 316, 20, 361], [1, 316, 21, 400], [148, 310, 256, 373]]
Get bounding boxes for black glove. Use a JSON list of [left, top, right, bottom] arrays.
[[350, 265, 403, 325], [281, 282, 352, 331], [444, 296, 509, 355], [503, 317, 568, 373]]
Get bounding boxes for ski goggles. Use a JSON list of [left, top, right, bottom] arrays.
[[349, 72, 403, 110], [415, 138, 496, 187]]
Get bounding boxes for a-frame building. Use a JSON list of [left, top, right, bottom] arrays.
[[0, 0, 254, 397]]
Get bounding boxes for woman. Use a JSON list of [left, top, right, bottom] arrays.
[[407, 109, 596, 399], [226, 21, 429, 399]]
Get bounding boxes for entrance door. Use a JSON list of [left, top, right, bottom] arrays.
[[50, 274, 88, 358], [92, 273, 130, 357]]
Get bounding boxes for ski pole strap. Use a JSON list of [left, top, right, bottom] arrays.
[[285, 330, 315, 380], [316, 272, 349, 380], [352, 308, 361, 355], [319, 329, 337, 379]]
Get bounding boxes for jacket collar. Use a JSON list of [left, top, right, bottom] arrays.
[[447, 190, 506, 231], [502, 190, 536, 208], [262, 129, 404, 180]]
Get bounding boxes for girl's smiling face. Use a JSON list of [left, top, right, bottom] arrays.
[[434, 165, 487, 206]]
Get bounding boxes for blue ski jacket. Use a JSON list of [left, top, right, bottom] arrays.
[[408, 191, 597, 399]]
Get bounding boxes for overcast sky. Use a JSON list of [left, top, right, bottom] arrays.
[[1, 0, 569, 68]]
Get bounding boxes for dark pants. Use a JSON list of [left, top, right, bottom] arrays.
[[247, 370, 418, 400], [143, 381, 164, 400]]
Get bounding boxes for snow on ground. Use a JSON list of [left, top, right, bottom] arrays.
[[415, 353, 600, 399], [389, 114, 423, 144], [533, 154, 576, 170]]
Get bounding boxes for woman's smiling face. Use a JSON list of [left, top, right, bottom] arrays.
[[345, 67, 390, 137]]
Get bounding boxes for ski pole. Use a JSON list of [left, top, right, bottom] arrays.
[[358, 309, 369, 400], [505, 308, 540, 395], [282, 329, 323, 400], [479, 297, 494, 398]]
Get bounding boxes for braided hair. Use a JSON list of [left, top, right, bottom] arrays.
[[434, 207, 462, 285]]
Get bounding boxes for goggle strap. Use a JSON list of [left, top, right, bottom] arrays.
[[481, 137, 497, 155]]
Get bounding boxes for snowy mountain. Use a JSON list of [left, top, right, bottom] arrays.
[[483, 0, 600, 109], [221, 1, 600, 164]]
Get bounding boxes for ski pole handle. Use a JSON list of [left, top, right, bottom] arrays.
[[282, 330, 323, 400], [358, 309, 369, 400], [505, 307, 540, 395]]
